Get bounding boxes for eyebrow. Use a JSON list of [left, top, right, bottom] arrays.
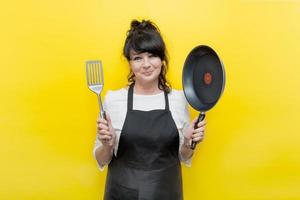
[[130, 52, 142, 59]]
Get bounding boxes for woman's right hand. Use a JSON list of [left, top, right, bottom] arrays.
[[96, 113, 116, 148]]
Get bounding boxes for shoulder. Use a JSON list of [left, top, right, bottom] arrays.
[[168, 89, 188, 106], [104, 88, 128, 109], [103, 88, 128, 129], [168, 89, 190, 129], [168, 89, 189, 116], [104, 88, 127, 102]]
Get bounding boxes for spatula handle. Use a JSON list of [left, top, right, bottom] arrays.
[[97, 94, 106, 120], [100, 110, 107, 120], [191, 112, 205, 150]]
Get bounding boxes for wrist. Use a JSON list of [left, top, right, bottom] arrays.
[[102, 144, 114, 153], [183, 137, 192, 149]]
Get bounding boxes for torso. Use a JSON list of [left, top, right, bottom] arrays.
[[104, 84, 183, 200]]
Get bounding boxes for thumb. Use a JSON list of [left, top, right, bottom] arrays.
[[105, 113, 113, 127], [191, 116, 198, 126]]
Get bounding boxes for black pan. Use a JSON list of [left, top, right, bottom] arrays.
[[182, 45, 225, 149]]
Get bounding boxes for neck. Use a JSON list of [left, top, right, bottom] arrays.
[[133, 80, 161, 95]]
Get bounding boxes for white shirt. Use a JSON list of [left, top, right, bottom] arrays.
[[93, 88, 192, 171]]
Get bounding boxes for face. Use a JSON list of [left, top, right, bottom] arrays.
[[129, 50, 162, 85]]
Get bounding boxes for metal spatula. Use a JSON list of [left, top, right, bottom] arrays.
[[86, 60, 106, 119]]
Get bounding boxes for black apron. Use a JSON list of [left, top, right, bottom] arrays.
[[104, 84, 183, 200]]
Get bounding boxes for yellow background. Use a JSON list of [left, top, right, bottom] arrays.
[[1, 0, 300, 199]]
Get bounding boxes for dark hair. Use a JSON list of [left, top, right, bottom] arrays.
[[123, 19, 171, 93]]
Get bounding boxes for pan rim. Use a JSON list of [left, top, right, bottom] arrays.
[[182, 45, 226, 112]]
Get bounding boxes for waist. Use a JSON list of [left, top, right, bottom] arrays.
[[111, 151, 180, 171]]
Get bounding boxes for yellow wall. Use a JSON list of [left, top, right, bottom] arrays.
[[1, 0, 300, 199]]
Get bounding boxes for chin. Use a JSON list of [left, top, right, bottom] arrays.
[[138, 77, 158, 84]]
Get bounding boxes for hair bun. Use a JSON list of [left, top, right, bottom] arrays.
[[130, 19, 158, 32]]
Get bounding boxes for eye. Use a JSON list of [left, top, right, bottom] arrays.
[[133, 56, 142, 61]]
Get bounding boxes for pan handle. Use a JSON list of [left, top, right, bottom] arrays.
[[191, 112, 206, 150]]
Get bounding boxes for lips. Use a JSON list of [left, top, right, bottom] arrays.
[[143, 71, 153, 75]]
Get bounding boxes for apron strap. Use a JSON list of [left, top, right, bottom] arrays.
[[128, 84, 134, 111], [127, 83, 170, 111], [164, 90, 170, 111]]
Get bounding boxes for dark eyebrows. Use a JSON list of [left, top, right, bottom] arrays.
[[129, 51, 155, 60]]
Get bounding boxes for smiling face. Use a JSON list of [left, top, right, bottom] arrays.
[[123, 20, 171, 92], [129, 50, 162, 85]]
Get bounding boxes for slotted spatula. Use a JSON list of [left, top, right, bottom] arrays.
[[86, 60, 106, 119]]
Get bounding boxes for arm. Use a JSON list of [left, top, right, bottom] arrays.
[[94, 143, 114, 169], [94, 113, 116, 170], [180, 117, 206, 160], [180, 138, 194, 161], [179, 92, 206, 163]]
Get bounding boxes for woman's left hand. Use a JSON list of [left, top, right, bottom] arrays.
[[184, 117, 206, 147]]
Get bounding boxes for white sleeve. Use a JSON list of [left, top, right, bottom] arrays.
[[178, 94, 192, 167], [92, 92, 112, 171]]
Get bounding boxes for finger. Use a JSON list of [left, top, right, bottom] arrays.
[[193, 126, 205, 133], [97, 117, 105, 124], [192, 133, 204, 140], [192, 132, 204, 138], [98, 135, 111, 141], [106, 113, 113, 128], [98, 123, 109, 131], [98, 130, 112, 136], [98, 134, 112, 141], [106, 114, 115, 134], [192, 136, 204, 142], [191, 116, 199, 126], [97, 117, 107, 124], [97, 134, 112, 139], [197, 120, 207, 128], [97, 130, 111, 137], [97, 118, 101, 124], [193, 136, 204, 142]]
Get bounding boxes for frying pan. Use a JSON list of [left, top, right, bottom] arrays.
[[182, 45, 225, 149]]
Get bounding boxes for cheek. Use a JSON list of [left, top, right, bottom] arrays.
[[153, 59, 163, 70], [155, 62, 163, 74], [129, 63, 140, 74], [156, 65, 162, 74]]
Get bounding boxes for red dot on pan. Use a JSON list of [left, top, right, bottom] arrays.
[[204, 72, 212, 85]]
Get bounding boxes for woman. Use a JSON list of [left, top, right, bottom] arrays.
[[93, 19, 206, 200]]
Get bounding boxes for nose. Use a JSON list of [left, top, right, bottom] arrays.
[[142, 57, 151, 69]]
